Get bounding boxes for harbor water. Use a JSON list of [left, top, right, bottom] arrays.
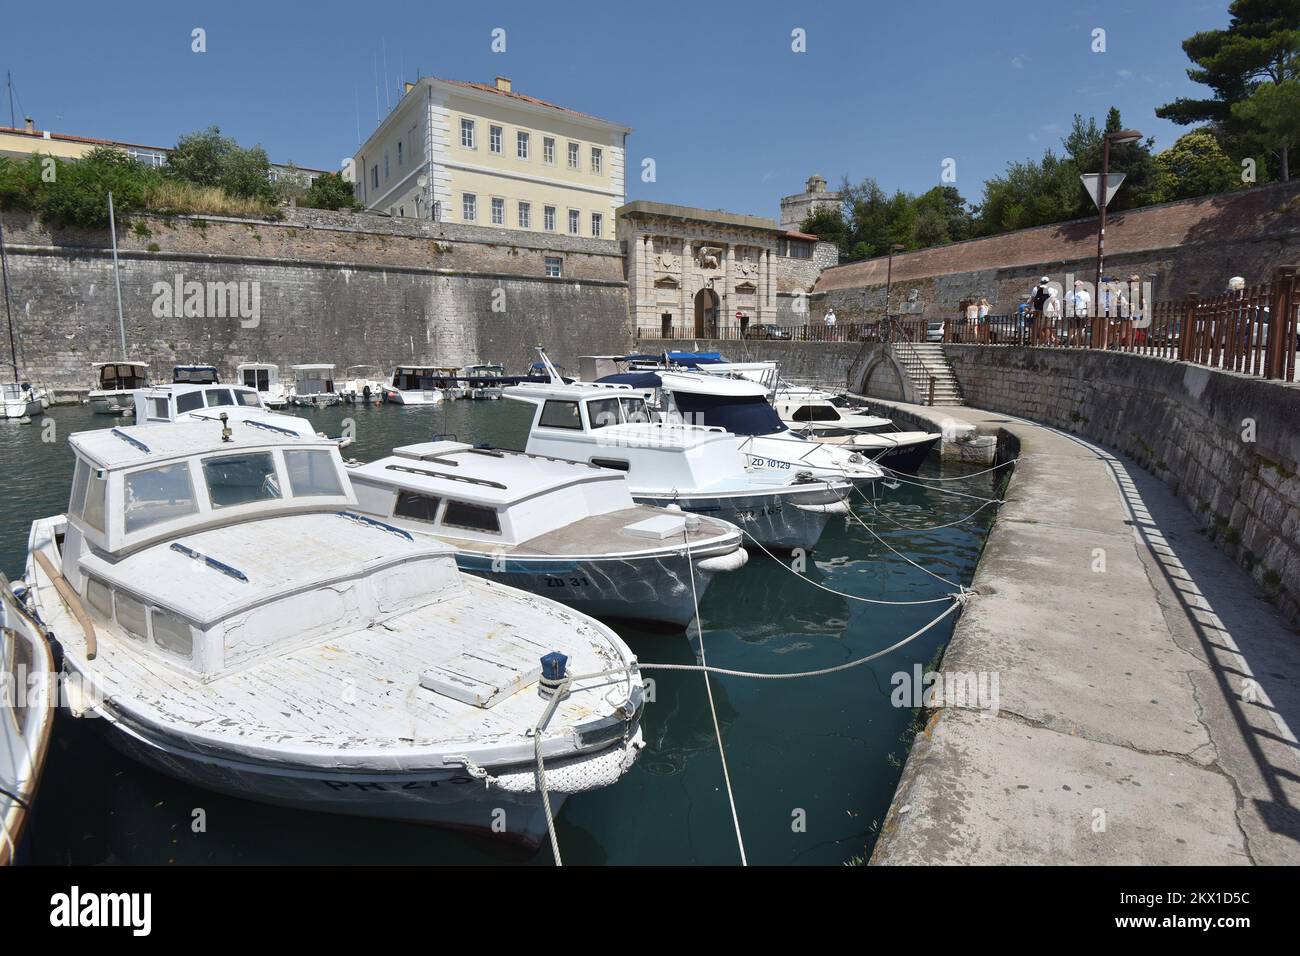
[[2, 400, 1003, 865]]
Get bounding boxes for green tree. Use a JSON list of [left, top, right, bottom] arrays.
[[1156, 0, 1300, 180], [166, 126, 276, 201], [913, 186, 973, 244], [0, 155, 51, 212], [1231, 78, 1300, 180], [1154, 130, 1242, 200], [300, 171, 360, 211], [40, 146, 151, 228]]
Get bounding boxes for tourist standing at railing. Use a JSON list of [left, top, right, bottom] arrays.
[[978, 297, 990, 344], [1069, 281, 1091, 346], [1030, 277, 1052, 345], [824, 307, 837, 342]]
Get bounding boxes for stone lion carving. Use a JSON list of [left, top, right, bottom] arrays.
[[697, 245, 722, 270]]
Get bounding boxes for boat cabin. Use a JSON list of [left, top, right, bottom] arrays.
[[237, 363, 279, 392], [291, 364, 337, 396], [136, 383, 264, 421], [173, 364, 220, 385], [349, 440, 632, 547], [50, 421, 454, 681], [504, 381, 746, 492], [658, 371, 789, 437], [390, 366, 450, 391], [93, 362, 150, 391], [773, 396, 891, 431]]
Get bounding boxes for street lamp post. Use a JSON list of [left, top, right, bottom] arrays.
[[1094, 129, 1142, 348]]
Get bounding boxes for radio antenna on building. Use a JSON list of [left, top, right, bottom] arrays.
[[354, 87, 361, 145], [373, 52, 381, 123], [383, 39, 391, 111], [6, 71, 14, 129]]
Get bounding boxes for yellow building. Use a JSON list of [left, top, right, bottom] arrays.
[[353, 76, 629, 238], [0, 118, 327, 185]]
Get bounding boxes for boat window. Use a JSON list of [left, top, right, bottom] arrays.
[[243, 368, 270, 391], [620, 397, 651, 423], [669, 393, 788, 437], [124, 462, 199, 532], [538, 400, 582, 430], [176, 391, 205, 413], [69, 459, 90, 516], [442, 500, 500, 534], [148, 396, 170, 420], [234, 389, 261, 408], [113, 591, 149, 642], [82, 470, 108, 532], [204, 388, 234, 407], [85, 576, 113, 619], [590, 457, 630, 471], [150, 609, 193, 659], [792, 404, 841, 422], [394, 490, 441, 523], [587, 397, 621, 429], [284, 450, 344, 497], [203, 452, 282, 508]]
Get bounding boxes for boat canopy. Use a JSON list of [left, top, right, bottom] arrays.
[[95, 362, 149, 390], [666, 351, 727, 366], [668, 392, 788, 436], [596, 371, 662, 389]]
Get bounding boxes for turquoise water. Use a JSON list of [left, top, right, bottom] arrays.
[[3, 400, 1003, 865]]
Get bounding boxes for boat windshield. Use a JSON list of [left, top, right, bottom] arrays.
[[669, 393, 787, 436], [202, 452, 282, 508], [100, 365, 148, 389], [242, 367, 273, 390], [791, 404, 843, 422], [174, 367, 219, 384], [2, 383, 22, 399]]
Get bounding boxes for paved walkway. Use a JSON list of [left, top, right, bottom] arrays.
[[868, 401, 1300, 865]]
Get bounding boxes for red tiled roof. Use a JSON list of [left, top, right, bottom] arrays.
[[784, 230, 820, 241]]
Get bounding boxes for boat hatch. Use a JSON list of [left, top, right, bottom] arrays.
[[622, 514, 688, 540], [420, 650, 544, 709]]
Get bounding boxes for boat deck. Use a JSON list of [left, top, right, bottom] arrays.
[[476, 506, 734, 557]]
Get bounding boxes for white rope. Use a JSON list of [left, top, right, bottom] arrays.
[[738, 525, 960, 605], [641, 599, 962, 680], [879, 471, 1004, 503], [533, 729, 562, 866], [867, 497, 1002, 533], [683, 527, 748, 866], [880, 457, 1019, 481], [834, 481, 970, 592]]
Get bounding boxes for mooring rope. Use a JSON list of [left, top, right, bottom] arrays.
[[640, 599, 962, 680], [878, 471, 1004, 504], [738, 525, 960, 606], [866, 496, 1002, 533], [533, 731, 562, 866], [879, 457, 1019, 482], [683, 526, 748, 865]]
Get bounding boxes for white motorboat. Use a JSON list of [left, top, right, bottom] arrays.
[[172, 364, 220, 385], [339, 365, 385, 405], [2, 381, 43, 421], [24, 420, 646, 846], [384, 366, 447, 405], [1, 573, 56, 865], [460, 363, 506, 400], [348, 440, 748, 628], [504, 367, 853, 553], [132, 383, 349, 446], [772, 394, 942, 473], [235, 362, 289, 408], [289, 364, 342, 407], [88, 361, 150, 415]]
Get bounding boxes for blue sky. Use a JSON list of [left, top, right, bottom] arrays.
[[2, 0, 1230, 218]]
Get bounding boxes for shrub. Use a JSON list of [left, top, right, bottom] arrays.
[[299, 171, 360, 211]]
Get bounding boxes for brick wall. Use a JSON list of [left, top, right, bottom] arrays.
[[945, 345, 1300, 623], [1, 207, 629, 386], [811, 181, 1300, 321]]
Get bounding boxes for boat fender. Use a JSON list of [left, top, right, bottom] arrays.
[[539, 651, 569, 701], [696, 548, 749, 573], [793, 499, 852, 515]]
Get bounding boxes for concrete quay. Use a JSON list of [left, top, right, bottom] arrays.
[[869, 401, 1300, 865]]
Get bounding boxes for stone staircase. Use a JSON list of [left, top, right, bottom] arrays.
[[891, 341, 965, 406]]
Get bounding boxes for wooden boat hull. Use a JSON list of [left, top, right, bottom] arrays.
[[1, 582, 56, 865], [454, 546, 747, 628]]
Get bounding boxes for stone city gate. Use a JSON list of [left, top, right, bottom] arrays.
[[618, 200, 779, 337]]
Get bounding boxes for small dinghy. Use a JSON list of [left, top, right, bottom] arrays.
[[348, 440, 748, 627], [505, 357, 853, 553], [1, 573, 55, 865], [24, 421, 645, 846]]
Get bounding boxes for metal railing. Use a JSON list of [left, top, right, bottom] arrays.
[[635, 319, 934, 344], [944, 266, 1299, 382]]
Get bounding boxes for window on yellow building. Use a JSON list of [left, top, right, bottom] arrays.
[[518, 201, 531, 229], [491, 197, 504, 225], [543, 137, 555, 165], [517, 131, 530, 160], [463, 194, 477, 222], [568, 209, 580, 235], [543, 206, 556, 231], [591, 147, 602, 174], [591, 212, 603, 238], [490, 125, 502, 154], [460, 118, 475, 149], [567, 142, 579, 170]]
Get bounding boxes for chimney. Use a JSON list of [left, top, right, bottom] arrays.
[[404, 82, 415, 94], [495, 76, 512, 93], [24, 117, 35, 134]]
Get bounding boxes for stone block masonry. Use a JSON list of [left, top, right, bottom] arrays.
[[944, 345, 1300, 625], [0, 207, 630, 386]]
